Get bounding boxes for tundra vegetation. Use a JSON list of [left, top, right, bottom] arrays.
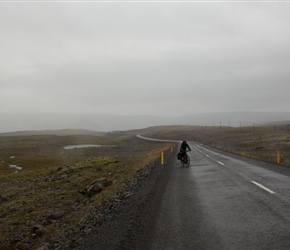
[[0, 124, 289, 249], [144, 123, 290, 166], [0, 131, 172, 249]]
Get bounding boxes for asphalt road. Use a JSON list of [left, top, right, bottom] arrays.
[[140, 142, 290, 250]]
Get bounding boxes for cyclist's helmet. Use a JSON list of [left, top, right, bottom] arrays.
[[182, 140, 186, 143]]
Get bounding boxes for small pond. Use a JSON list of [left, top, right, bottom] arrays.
[[64, 144, 115, 150]]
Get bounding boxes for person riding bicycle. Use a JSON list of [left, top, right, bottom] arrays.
[[180, 140, 191, 161]]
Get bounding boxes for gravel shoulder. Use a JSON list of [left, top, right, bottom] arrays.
[[76, 144, 177, 250], [0, 133, 176, 250], [5, 123, 287, 249]]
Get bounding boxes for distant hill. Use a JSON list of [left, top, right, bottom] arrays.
[[178, 111, 290, 127], [1, 112, 290, 133], [0, 113, 169, 133], [263, 120, 290, 126], [0, 129, 105, 137]]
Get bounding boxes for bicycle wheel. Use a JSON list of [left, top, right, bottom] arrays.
[[181, 158, 185, 167], [184, 156, 190, 167]]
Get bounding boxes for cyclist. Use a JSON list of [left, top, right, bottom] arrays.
[[180, 140, 191, 162]]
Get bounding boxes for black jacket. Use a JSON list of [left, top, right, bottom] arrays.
[[180, 142, 191, 152]]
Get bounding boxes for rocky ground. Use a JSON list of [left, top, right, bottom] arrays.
[[1, 124, 289, 250], [0, 134, 174, 250], [75, 151, 175, 250], [35, 153, 174, 250]]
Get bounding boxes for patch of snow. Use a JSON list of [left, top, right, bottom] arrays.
[[9, 165, 22, 170]]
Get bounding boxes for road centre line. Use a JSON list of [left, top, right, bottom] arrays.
[[140, 138, 281, 197], [197, 145, 276, 195], [198, 149, 224, 165], [251, 181, 275, 194], [238, 173, 251, 181]]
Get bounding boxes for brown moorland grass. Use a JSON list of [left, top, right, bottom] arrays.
[[143, 124, 290, 166], [1, 123, 289, 249], [0, 132, 172, 249]]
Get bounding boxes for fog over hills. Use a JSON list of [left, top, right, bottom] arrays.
[[1, 112, 290, 133], [179, 111, 290, 127]]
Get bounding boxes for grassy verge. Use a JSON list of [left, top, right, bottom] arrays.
[[144, 124, 290, 166], [0, 133, 171, 249]]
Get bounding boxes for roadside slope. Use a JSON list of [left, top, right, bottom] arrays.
[[76, 146, 177, 250]]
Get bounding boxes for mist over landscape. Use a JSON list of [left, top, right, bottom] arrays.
[[1, 111, 290, 133], [3, 2, 290, 250], [1, 3, 290, 122]]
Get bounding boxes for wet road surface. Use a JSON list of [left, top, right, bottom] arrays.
[[141, 142, 290, 250]]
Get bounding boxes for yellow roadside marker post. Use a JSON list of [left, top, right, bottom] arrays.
[[277, 151, 280, 164], [161, 152, 164, 166], [228, 146, 231, 152]]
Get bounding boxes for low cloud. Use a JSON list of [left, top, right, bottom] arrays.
[[1, 2, 290, 116]]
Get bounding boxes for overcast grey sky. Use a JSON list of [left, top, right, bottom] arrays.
[[1, 1, 290, 117]]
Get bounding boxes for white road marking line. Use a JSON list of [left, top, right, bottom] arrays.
[[238, 173, 253, 182], [196, 145, 277, 195], [239, 173, 248, 179], [251, 181, 275, 194]]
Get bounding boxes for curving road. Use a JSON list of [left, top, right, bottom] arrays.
[[138, 141, 290, 250]]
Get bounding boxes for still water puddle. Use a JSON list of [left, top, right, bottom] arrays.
[[64, 144, 115, 150]]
